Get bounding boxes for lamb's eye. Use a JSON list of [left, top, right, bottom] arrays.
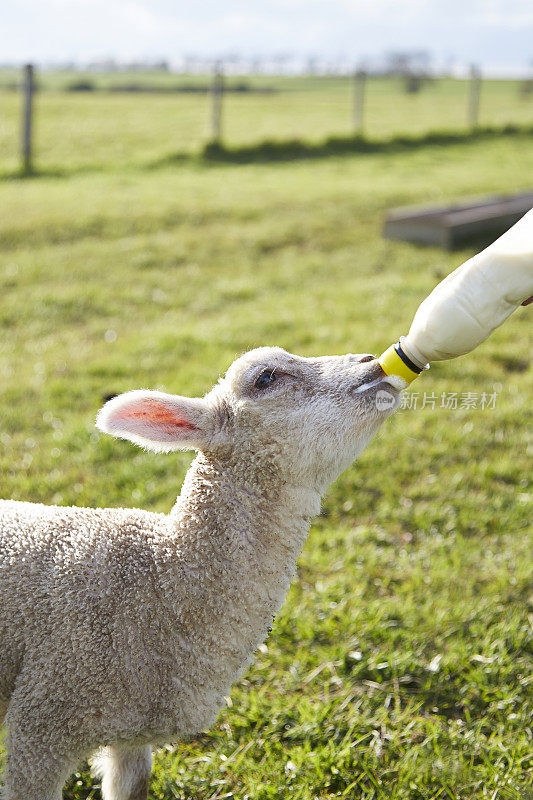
[[254, 370, 278, 390]]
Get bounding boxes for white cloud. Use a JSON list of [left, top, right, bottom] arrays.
[[114, 1, 167, 33], [0, 0, 531, 66]]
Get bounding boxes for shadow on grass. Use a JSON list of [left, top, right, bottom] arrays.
[[193, 124, 533, 165], [3, 124, 532, 181], [0, 165, 96, 181]]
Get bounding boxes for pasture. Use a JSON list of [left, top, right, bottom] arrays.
[[0, 78, 532, 798], [1, 73, 533, 173]]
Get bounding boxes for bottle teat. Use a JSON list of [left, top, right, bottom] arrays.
[[378, 338, 428, 385]]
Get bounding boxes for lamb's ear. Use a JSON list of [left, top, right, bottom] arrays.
[[96, 390, 214, 452]]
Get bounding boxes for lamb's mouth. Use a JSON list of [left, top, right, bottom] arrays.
[[349, 371, 404, 417], [350, 373, 406, 395], [348, 358, 406, 405]]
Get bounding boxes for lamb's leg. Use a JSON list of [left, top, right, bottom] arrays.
[[2, 724, 76, 800], [2, 681, 82, 800], [92, 745, 152, 800]]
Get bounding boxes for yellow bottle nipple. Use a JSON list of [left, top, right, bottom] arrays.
[[378, 341, 425, 385]]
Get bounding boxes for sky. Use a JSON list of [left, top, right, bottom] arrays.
[[1, 0, 532, 72]]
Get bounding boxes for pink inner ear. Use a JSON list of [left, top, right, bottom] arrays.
[[119, 399, 198, 434]]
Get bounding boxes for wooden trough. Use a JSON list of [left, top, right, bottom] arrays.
[[383, 191, 533, 250]]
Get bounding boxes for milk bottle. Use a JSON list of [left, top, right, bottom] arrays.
[[379, 209, 533, 384]]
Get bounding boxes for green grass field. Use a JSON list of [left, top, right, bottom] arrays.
[[0, 83, 532, 799], [0, 72, 532, 174]]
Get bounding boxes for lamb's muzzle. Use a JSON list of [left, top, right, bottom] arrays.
[[0, 346, 401, 800]]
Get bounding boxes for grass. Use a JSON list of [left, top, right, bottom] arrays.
[[0, 108, 532, 798], [0, 73, 532, 174], [199, 125, 533, 164]]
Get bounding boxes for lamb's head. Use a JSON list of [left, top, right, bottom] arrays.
[[96, 347, 403, 493]]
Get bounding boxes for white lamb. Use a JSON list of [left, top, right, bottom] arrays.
[[0, 346, 402, 800]]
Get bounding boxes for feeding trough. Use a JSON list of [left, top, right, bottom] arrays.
[[383, 191, 533, 250]]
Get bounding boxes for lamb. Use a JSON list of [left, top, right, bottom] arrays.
[[0, 346, 403, 800]]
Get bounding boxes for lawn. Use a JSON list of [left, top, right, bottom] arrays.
[[0, 73, 532, 174], [0, 118, 532, 798]]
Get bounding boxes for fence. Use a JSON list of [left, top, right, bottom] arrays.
[[4, 64, 533, 174]]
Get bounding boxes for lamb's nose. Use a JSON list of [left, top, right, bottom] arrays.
[[358, 354, 375, 363]]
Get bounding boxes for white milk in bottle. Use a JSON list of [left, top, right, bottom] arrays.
[[379, 208, 533, 384]]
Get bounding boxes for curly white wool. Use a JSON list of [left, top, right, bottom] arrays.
[[0, 347, 400, 800]]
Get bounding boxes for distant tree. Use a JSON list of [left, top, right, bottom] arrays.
[[520, 79, 533, 97], [520, 61, 533, 97], [384, 50, 432, 93]]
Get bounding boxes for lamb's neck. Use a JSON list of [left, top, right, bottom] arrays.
[[167, 452, 321, 644], [172, 452, 321, 567]]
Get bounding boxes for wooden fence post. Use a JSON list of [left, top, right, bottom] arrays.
[[353, 69, 366, 134], [21, 63, 35, 174], [211, 62, 224, 142], [468, 64, 481, 130]]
